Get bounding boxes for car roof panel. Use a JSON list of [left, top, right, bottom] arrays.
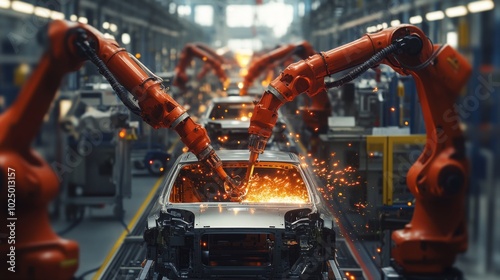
[[179, 150, 299, 164]]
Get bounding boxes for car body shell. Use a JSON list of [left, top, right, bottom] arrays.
[[200, 96, 298, 153], [144, 150, 337, 279]]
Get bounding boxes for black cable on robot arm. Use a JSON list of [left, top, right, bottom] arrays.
[[74, 35, 142, 117], [324, 43, 398, 89]]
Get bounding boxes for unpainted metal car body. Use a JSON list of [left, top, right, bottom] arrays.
[[143, 150, 337, 279], [201, 96, 297, 153], [200, 95, 255, 150]]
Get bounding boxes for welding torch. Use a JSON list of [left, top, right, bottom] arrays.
[[245, 133, 269, 182]]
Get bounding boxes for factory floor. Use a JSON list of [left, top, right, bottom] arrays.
[[51, 174, 162, 280], [48, 171, 491, 280], [46, 134, 494, 280]]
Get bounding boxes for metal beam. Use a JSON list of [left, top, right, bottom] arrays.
[[99, 6, 179, 37], [311, 0, 439, 37]]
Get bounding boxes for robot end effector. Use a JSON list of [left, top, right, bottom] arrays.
[[44, 20, 241, 195], [246, 27, 457, 173]]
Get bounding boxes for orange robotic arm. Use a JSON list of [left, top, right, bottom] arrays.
[[247, 25, 471, 274], [0, 20, 85, 280], [239, 41, 331, 152], [240, 41, 315, 96], [0, 19, 241, 279], [74, 24, 242, 193], [173, 43, 228, 90], [193, 43, 227, 81]]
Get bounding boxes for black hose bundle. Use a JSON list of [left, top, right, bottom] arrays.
[[74, 31, 142, 116], [325, 43, 399, 89]]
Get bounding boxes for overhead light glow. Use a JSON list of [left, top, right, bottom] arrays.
[[366, 26, 377, 33], [50, 11, 65, 20], [109, 23, 118, 32], [78, 17, 88, 24], [103, 33, 115, 40], [445, 6, 468, 17], [446, 31, 458, 49], [102, 21, 110, 29], [426, 10, 445, 21], [390, 19, 401, 27], [70, 14, 77, 21], [177, 5, 191, 16], [409, 15, 423, 24], [121, 33, 131, 45], [12, 1, 34, 14], [0, 0, 11, 9], [298, 2, 305, 17], [59, 99, 72, 118], [169, 2, 176, 14], [382, 22, 388, 29], [227, 3, 293, 37], [34, 6, 51, 18], [194, 5, 213, 26], [468, 0, 494, 13], [268, 3, 294, 37], [226, 5, 254, 28]]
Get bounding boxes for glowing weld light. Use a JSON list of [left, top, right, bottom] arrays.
[[243, 174, 309, 203]]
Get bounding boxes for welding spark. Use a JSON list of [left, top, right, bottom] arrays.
[[243, 173, 309, 203]]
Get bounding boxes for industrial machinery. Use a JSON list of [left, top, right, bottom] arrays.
[[245, 25, 471, 277], [0, 20, 240, 279], [240, 41, 315, 96], [142, 150, 339, 279], [240, 41, 331, 154], [201, 95, 257, 150], [173, 43, 228, 90], [194, 43, 239, 83], [201, 95, 298, 153], [131, 141, 171, 176], [59, 87, 136, 221]]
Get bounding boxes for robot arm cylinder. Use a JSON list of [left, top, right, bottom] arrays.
[[247, 24, 471, 274], [240, 40, 330, 158], [195, 43, 227, 81], [248, 27, 425, 156], [173, 43, 227, 90], [240, 41, 315, 96], [65, 21, 239, 191]]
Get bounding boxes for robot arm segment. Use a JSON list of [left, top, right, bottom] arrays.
[[194, 43, 227, 80], [173, 43, 227, 89], [248, 27, 424, 158], [240, 41, 315, 96], [247, 25, 471, 273], [66, 22, 239, 193]]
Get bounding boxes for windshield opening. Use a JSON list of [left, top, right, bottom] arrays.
[[209, 103, 254, 121], [168, 162, 309, 203]]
